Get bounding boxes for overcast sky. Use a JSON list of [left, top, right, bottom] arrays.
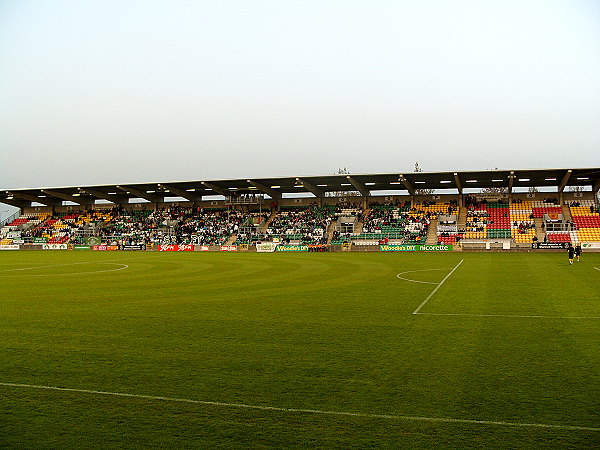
[[1, 0, 599, 200]]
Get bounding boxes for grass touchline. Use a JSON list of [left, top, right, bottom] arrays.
[[2, 382, 599, 433]]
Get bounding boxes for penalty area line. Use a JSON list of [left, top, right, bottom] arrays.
[[0, 382, 598, 432], [415, 312, 600, 319], [412, 259, 463, 315]]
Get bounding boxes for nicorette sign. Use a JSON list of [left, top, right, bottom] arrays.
[[379, 244, 453, 252], [276, 245, 309, 252]]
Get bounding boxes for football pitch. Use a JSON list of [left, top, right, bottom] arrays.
[[1, 251, 599, 448]]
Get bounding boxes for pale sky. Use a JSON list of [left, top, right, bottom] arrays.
[[1, 0, 599, 204]]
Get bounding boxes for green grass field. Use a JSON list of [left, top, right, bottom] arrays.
[[1, 251, 599, 448]]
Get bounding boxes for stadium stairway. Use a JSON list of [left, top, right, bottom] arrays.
[[260, 211, 279, 233], [326, 222, 336, 244], [457, 207, 467, 232], [426, 218, 439, 244], [562, 204, 573, 222], [534, 217, 545, 242], [353, 215, 365, 235]]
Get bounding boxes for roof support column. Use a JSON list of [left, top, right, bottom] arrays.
[[398, 174, 415, 196], [41, 189, 94, 206], [345, 176, 370, 198], [9, 191, 61, 207], [158, 184, 203, 202], [200, 182, 230, 197], [558, 170, 572, 207], [508, 171, 516, 203], [453, 173, 463, 207], [296, 178, 324, 198], [79, 188, 129, 204], [247, 180, 282, 199]]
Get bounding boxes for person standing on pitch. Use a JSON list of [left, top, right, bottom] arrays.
[[575, 243, 582, 262], [567, 243, 575, 265]]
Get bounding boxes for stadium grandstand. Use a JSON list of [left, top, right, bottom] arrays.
[[1, 167, 599, 251]]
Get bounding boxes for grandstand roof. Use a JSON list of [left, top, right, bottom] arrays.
[[1, 167, 599, 208]]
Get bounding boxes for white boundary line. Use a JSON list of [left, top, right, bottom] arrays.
[[396, 268, 448, 285], [408, 261, 599, 319], [1, 382, 598, 432], [0, 262, 129, 276], [412, 259, 463, 315], [416, 312, 600, 319]]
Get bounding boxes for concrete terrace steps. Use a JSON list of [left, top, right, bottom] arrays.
[[326, 222, 336, 245], [259, 211, 279, 233], [534, 217, 545, 242], [562, 205, 573, 222], [457, 207, 467, 230], [425, 218, 439, 244]]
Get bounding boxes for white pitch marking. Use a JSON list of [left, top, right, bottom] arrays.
[[396, 268, 449, 285], [412, 259, 463, 315], [0, 262, 129, 276], [0, 382, 598, 432], [595, 267, 599, 271], [0, 261, 114, 272], [0, 255, 155, 273], [416, 312, 600, 319]]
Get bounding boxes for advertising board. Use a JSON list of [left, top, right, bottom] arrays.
[[531, 243, 569, 249], [276, 245, 309, 252], [220, 245, 237, 252], [118, 244, 146, 251], [158, 244, 194, 252], [256, 243, 277, 252], [581, 242, 600, 249], [379, 244, 453, 252], [91, 245, 118, 251], [43, 244, 68, 250], [0, 245, 19, 250]]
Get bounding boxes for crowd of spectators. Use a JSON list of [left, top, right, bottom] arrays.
[[22, 211, 111, 244], [180, 210, 249, 245], [100, 206, 252, 245], [362, 205, 415, 234], [16, 195, 591, 247], [265, 204, 335, 244], [514, 221, 536, 234], [333, 203, 430, 244], [18, 206, 256, 246]]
